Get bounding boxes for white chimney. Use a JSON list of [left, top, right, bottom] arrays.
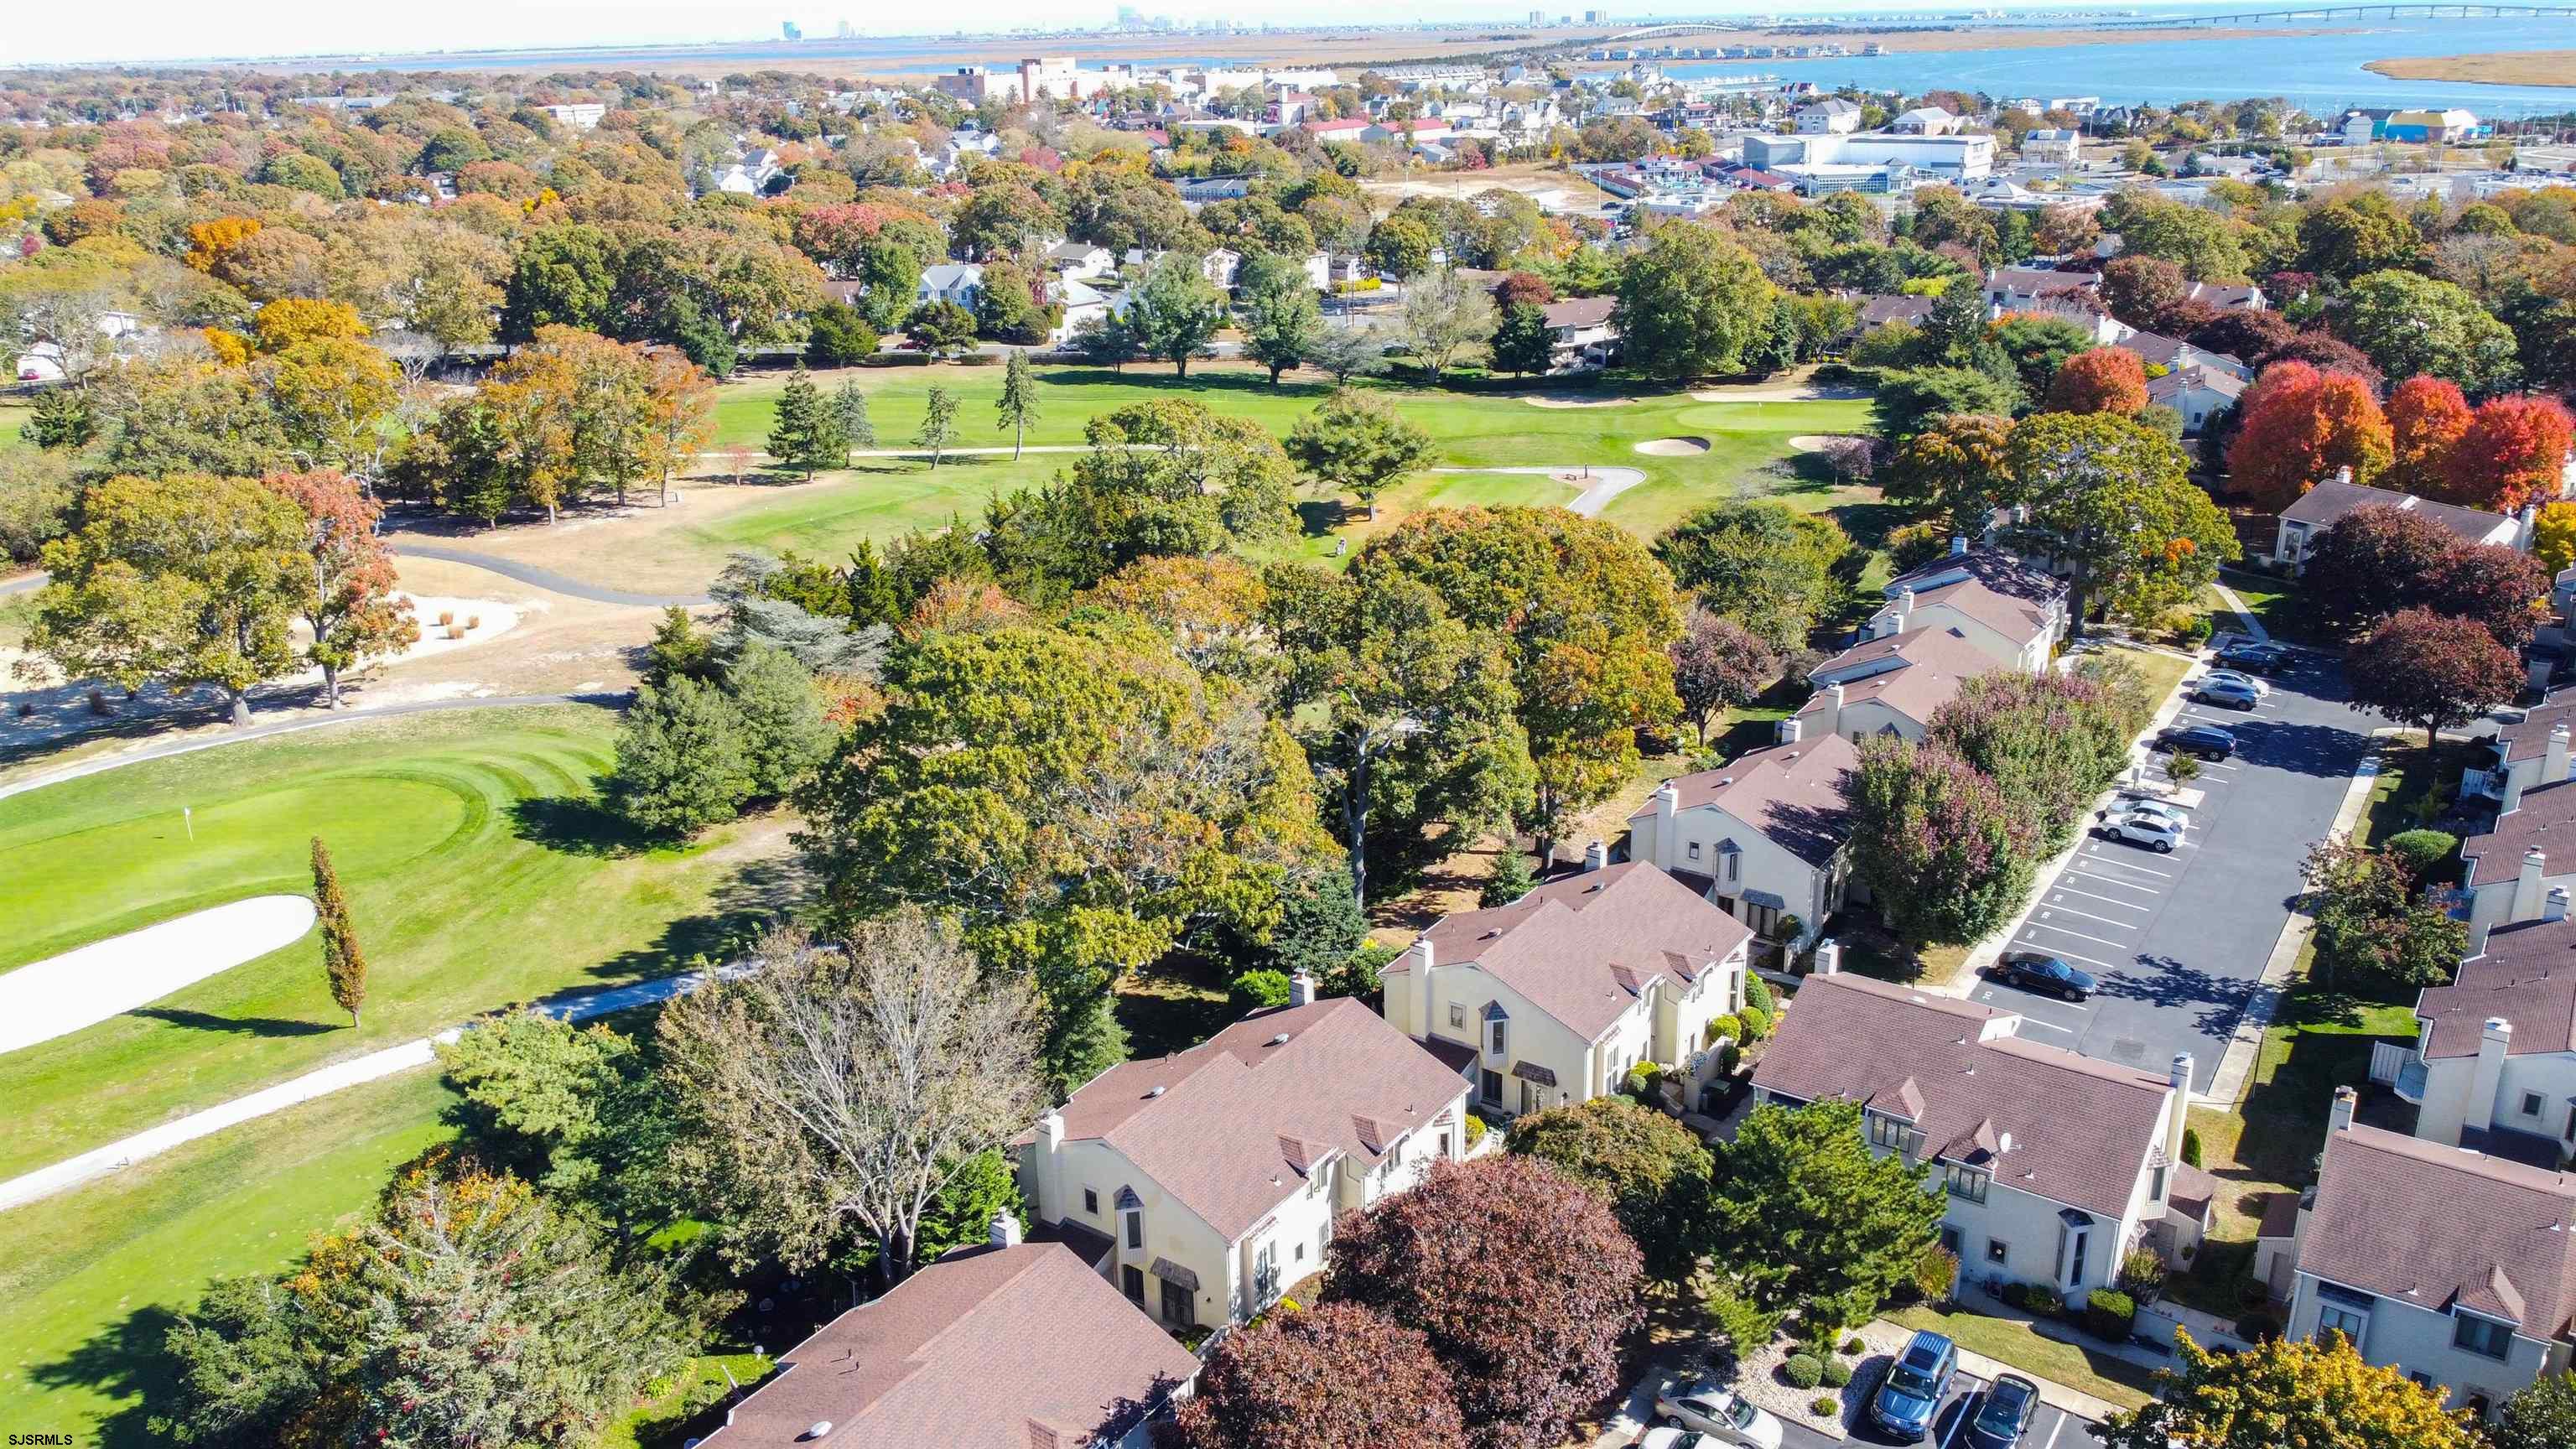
[[1777, 714, 1804, 745], [1649, 780, 1680, 870], [2549, 722, 2570, 785], [2516, 847, 2549, 923], [1409, 937, 1435, 1039], [1037, 1108, 1067, 1223], [2329, 1083, 2357, 1135], [1583, 839, 1608, 872], [2549, 887, 2570, 926], [2334, 465, 2354, 486], [1288, 969, 1317, 1006], [2164, 1052, 2193, 1167], [989, 1211, 1024, 1248], [2473, 1017, 2514, 1135], [1812, 938, 1841, 975], [1891, 586, 1915, 637], [1950, 533, 1968, 558]]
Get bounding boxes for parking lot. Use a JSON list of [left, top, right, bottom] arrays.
[[1968, 647, 2381, 1092], [1760, 1363, 2111, 1449]]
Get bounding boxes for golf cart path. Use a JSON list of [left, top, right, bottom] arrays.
[[0, 960, 736, 1215], [0, 895, 319, 1056], [1432, 465, 1648, 517], [386, 544, 713, 607]]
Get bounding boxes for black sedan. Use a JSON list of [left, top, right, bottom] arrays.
[[2216, 641, 2293, 675], [2158, 723, 2237, 761], [1966, 1374, 2042, 1449], [1992, 951, 2096, 1001]]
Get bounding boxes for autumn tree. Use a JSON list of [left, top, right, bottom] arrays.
[[1324, 1156, 1644, 1449], [1711, 1098, 1947, 1328], [2009, 412, 2237, 627], [311, 837, 366, 1027], [2298, 502, 2468, 639], [2345, 607, 2523, 748], [263, 471, 418, 708], [2302, 838, 2469, 993], [2448, 394, 2576, 512], [2225, 361, 2393, 512], [2097, 254, 2189, 331], [657, 911, 1046, 1280], [1166, 1303, 1467, 1449], [2386, 374, 2475, 496], [1671, 606, 1782, 743], [641, 350, 719, 501], [1847, 735, 2041, 950], [257, 338, 402, 480], [2098, 1332, 2473, 1449], [2044, 346, 2149, 415], [1882, 412, 2016, 530], [1398, 267, 1501, 382], [1285, 387, 1436, 519], [26, 471, 306, 726], [985, 397, 1298, 593]]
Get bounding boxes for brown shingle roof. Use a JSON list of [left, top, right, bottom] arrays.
[[2495, 690, 2576, 767], [2256, 1188, 2303, 1239], [1638, 733, 1860, 870], [2460, 780, 2576, 889], [1751, 974, 2175, 1218], [1054, 998, 1467, 1240], [1885, 548, 2064, 650], [2300, 1121, 2576, 1337], [2277, 480, 2516, 545], [1400, 862, 1753, 1040], [1804, 626, 1998, 731], [700, 1243, 1197, 1449], [2421, 917, 2576, 1059], [1540, 296, 1618, 330]]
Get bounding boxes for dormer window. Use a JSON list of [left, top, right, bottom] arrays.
[[1867, 1111, 1907, 1150], [2454, 1311, 2514, 1360]]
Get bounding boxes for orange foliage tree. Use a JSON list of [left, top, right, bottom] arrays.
[[2386, 374, 2474, 496], [2224, 360, 2392, 512], [2448, 395, 2576, 513], [2044, 346, 2150, 415]]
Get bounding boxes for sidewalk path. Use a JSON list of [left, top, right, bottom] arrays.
[[387, 543, 712, 607], [0, 963, 731, 1215], [1430, 465, 1649, 517], [2210, 580, 2268, 641]]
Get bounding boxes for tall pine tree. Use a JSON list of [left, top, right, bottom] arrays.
[[995, 350, 1041, 460], [916, 383, 959, 470], [831, 379, 875, 464], [766, 366, 843, 480], [312, 837, 368, 1027]]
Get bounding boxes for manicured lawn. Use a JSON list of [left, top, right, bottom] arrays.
[[1886, 1303, 2156, 1410], [600, 1351, 777, 1449], [0, 399, 29, 453], [0, 704, 798, 1180], [0, 1066, 460, 1447], [2213, 567, 2309, 643], [2097, 642, 2194, 711]]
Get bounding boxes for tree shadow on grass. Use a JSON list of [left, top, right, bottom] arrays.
[[127, 1007, 336, 1038], [27, 1301, 183, 1449], [506, 794, 657, 860], [1295, 498, 1348, 539], [1826, 500, 1909, 550], [584, 856, 812, 983]]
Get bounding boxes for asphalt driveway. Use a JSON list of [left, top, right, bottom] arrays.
[[1969, 650, 2380, 1091]]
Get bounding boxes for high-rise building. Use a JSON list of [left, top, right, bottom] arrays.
[[834, 18, 853, 37], [1529, 8, 1545, 23], [781, 19, 802, 40], [1115, 4, 1145, 28]]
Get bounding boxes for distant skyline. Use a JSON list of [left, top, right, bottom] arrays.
[[12, 0, 2174, 69]]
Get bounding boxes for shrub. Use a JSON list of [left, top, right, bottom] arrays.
[[2120, 1247, 2168, 1301], [1228, 969, 1292, 1013], [2236, 1311, 2282, 1342], [1719, 1041, 1742, 1073], [1622, 1062, 1665, 1102], [2383, 828, 2459, 882], [1710, 1013, 1745, 1044], [1841, 1337, 1865, 1357], [2180, 613, 2214, 646], [1463, 1113, 1488, 1147], [1999, 1281, 2028, 1310], [2085, 1288, 2137, 1340], [1783, 1353, 1824, 1389], [1701, 1280, 1781, 1363], [1738, 1005, 1774, 1040], [1912, 1244, 1960, 1303], [1812, 1395, 1841, 1417], [1745, 975, 1777, 1014], [2025, 1285, 2064, 1317], [1820, 1357, 1854, 1389], [2180, 1126, 2204, 1167]]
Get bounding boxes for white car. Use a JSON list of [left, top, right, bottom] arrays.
[[1654, 1382, 1785, 1449], [2096, 808, 2184, 853], [2200, 667, 2270, 696], [2119, 797, 2193, 831], [1638, 1430, 1722, 1449]]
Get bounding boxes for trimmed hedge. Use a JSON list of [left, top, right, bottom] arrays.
[[1820, 1357, 1853, 1389], [1783, 1353, 1823, 1389], [1739, 1005, 1774, 1040], [2085, 1288, 2137, 1341], [1812, 1396, 1841, 1416], [1745, 974, 1777, 1014]]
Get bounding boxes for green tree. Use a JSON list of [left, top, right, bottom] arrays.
[[1286, 388, 1436, 519], [1509, 1097, 1716, 1281], [500, 223, 621, 339], [910, 1149, 1028, 1264], [28, 471, 306, 727], [2497, 1372, 2576, 1449], [1654, 500, 1852, 653], [915, 383, 960, 469], [1711, 1098, 1946, 1327], [905, 299, 980, 357], [726, 641, 836, 799], [2006, 411, 2236, 628], [832, 379, 875, 460], [1397, 268, 1499, 382], [1481, 847, 1539, 906], [2338, 269, 2518, 393], [2098, 1332, 2473, 1449], [1127, 254, 1228, 377], [0, 449, 75, 562], [995, 349, 1041, 460], [1874, 366, 2026, 439], [1303, 324, 1392, 385], [607, 674, 751, 837], [1882, 413, 2017, 528], [1847, 735, 2041, 950], [2302, 838, 2470, 993], [310, 837, 366, 1027], [765, 366, 842, 480], [434, 1011, 678, 1247], [1614, 221, 1775, 382], [644, 605, 722, 686], [804, 300, 880, 366], [1491, 300, 1556, 378], [986, 398, 1298, 594], [1241, 268, 1325, 383]]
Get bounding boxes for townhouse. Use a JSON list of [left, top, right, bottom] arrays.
[[2456, 772, 2576, 952], [1756, 974, 2210, 1298], [1791, 622, 2002, 745], [2271, 475, 2530, 574], [2263, 1087, 2576, 1419], [1629, 733, 1860, 946], [1536, 296, 1619, 371], [1019, 989, 1470, 1333], [1382, 860, 1755, 1118], [2147, 365, 2246, 436], [2392, 916, 2576, 1158], [1871, 543, 2071, 676], [699, 1233, 1199, 1448]]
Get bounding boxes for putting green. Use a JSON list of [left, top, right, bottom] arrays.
[[0, 705, 791, 1182]]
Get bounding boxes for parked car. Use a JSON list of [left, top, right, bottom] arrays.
[[2194, 678, 2261, 711], [2097, 808, 2185, 853], [1872, 1330, 1959, 1442], [2117, 797, 2192, 830], [2201, 667, 2270, 696], [2217, 641, 2293, 674], [2158, 724, 2236, 761], [1992, 950, 2096, 1000], [1636, 1430, 1713, 1449], [1965, 1374, 2042, 1449], [1655, 1382, 1784, 1449]]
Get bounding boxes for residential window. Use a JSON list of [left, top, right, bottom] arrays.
[[1083, 1188, 1098, 1216], [1481, 1068, 1503, 1104], [2150, 1166, 2168, 1202], [1985, 1239, 2008, 1265], [1123, 1208, 1143, 1250], [2521, 1091, 2546, 1119], [2454, 1312, 2513, 1360], [1940, 1226, 1962, 1256], [1488, 1017, 1508, 1058], [1122, 1265, 1145, 1304], [2316, 1303, 2368, 1350], [1688, 841, 1702, 860], [1946, 1166, 1989, 1204], [1449, 1003, 1466, 1030], [1867, 1112, 1906, 1150]]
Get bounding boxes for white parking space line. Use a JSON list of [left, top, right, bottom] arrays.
[[2027, 920, 2132, 949], [2021, 944, 2128, 972], [2081, 851, 2174, 878], [2068, 868, 2161, 894], [2041, 1412, 2068, 1449], [2051, 884, 2150, 910], [1937, 1391, 1975, 1449], [2038, 902, 2137, 928]]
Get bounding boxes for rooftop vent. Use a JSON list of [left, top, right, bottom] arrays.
[[1268, 1032, 1291, 1046], [800, 1423, 834, 1442], [1147, 1085, 1166, 1098]]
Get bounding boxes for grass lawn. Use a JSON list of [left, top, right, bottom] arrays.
[[2212, 567, 2308, 643], [0, 704, 800, 1181], [1886, 1303, 2157, 1411], [0, 399, 29, 454], [0, 1065, 460, 1447]]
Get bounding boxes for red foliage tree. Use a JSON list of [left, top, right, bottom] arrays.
[[1323, 1156, 1644, 1449], [1671, 606, 1782, 743], [1162, 1303, 1466, 1449], [2186, 309, 2298, 366], [1493, 271, 1556, 308], [2044, 347, 2150, 415], [2385, 375, 2474, 496], [2098, 255, 2186, 331], [261, 470, 419, 707], [2447, 395, 2576, 513], [2259, 331, 2386, 392], [2225, 361, 2394, 512], [2345, 607, 2523, 748], [2432, 544, 2550, 649], [2298, 502, 2466, 639]]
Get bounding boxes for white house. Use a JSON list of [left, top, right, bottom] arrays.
[[2147, 366, 2248, 436], [1888, 106, 1961, 135], [2382, 914, 2576, 1157], [1791, 622, 2002, 745], [1019, 990, 1470, 1332], [1797, 97, 1864, 134], [2267, 1088, 2576, 1420], [1536, 296, 1618, 371], [917, 263, 985, 311], [1867, 544, 2070, 676], [2271, 475, 2528, 574], [2021, 128, 2081, 165], [1382, 860, 1755, 1118], [13, 306, 143, 384], [1756, 973, 2212, 1296], [1629, 733, 1861, 945], [1045, 241, 1116, 279], [697, 1237, 1199, 1449]]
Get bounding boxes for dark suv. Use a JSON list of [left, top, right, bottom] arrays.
[[1872, 1330, 1958, 1441], [2158, 723, 2237, 761]]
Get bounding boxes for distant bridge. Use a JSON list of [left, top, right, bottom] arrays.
[[1602, 22, 1772, 40], [2091, 3, 2576, 23]]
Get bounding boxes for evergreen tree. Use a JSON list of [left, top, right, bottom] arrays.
[[643, 605, 722, 686], [831, 379, 875, 462], [910, 1150, 1029, 1262], [766, 366, 843, 480], [726, 641, 836, 798], [844, 540, 902, 628], [607, 675, 752, 836], [1481, 848, 1540, 906], [995, 350, 1041, 460], [1490, 301, 1556, 378], [1242, 275, 1325, 383], [22, 386, 92, 449], [916, 383, 959, 469], [312, 837, 367, 1028], [1711, 1098, 1946, 1325]]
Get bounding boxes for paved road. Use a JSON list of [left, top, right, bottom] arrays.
[[387, 543, 712, 607], [1971, 650, 2378, 1091], [1619, 1360, 2108, 1449]]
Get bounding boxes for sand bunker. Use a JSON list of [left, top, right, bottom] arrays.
[[1520, 393, 1633, 408], [1633, 437, 1711, 457], [0, 895, 319, 1055], [1788, 434, 1856, 452]]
